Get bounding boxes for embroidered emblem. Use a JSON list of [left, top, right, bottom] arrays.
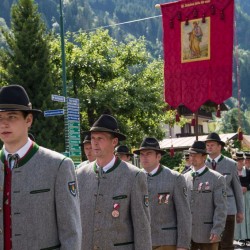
[[112, 203, 120, 218], [158, 194, 170, 204], [68, 181, 77, 197], [144, 195, 149, 207]]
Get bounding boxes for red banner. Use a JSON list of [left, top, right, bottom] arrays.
[[161, 0, 234, 112]]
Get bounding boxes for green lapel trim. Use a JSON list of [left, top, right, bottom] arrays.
[[198, 167, 209, 177], [0, 150, 5, 164], [93, 157, 122, 174], [207, 155, 224, 163], [0, 143, 39, 168], [151, 165, 163, 177], [17, 143, 39, 167], [191, 167, 209, 177]]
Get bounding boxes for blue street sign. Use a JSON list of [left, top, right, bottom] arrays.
[[67, 109, 79, 115], [68, 116, 80, 121], [67, 103, 79, 109], [44, 109, 64, 117], [51, 94, 65, 103], [67, 97, 79, 105]]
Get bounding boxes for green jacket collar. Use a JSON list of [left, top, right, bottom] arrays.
[[0, 143, 39, 168]]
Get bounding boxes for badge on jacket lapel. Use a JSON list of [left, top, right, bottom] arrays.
[[144, 195, 149, 207], [68, 181, 77, 197]]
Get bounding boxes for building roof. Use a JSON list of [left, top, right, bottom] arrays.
[[159, 133, 237, 150]]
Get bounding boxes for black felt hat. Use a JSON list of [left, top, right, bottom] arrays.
[[133, 137, 166, 155], [87, 114, 126, 141], [204, 132, 225, 147], [245, 152, 250, 160], [0, 85, 42, 114], [233, 151, 245, 161], [115, 145, 133, 156], [79, 133, 91, 146], [187, 141, 208, 154]]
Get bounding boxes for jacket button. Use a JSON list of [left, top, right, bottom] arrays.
[[0, 229, 2, 234], [0, 207, 2, 212], [93, 246, 99, 249]]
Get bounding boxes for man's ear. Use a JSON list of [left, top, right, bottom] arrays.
[[26, 113, 33, 128]]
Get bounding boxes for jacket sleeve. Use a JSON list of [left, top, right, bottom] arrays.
[[211, 175, 227, 236], [174, 174, 192, 248], [55, 157, 82, 250], [231, 161, 244, 213], [131, 171, 152, 250]]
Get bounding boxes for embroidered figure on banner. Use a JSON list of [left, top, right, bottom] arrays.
[[181, 17, 210, 63]]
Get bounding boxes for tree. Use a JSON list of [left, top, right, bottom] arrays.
[[49, 29, 168, 147], [0, 0, 64, 151]]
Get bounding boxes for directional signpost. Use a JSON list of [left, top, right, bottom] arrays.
[[46, 94, 82, 166], [67, 97, 81, 165]]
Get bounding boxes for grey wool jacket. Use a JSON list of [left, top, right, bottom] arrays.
[[76, 158, 152, 250], [184, 167, 227, 243], [0, 143, 82, 250], [206, 155, 244, 215], [147, 165, 191, 248]]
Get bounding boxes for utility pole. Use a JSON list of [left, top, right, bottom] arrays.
[[59, 0, 69, 152]]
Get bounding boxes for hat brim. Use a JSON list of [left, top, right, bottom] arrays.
[[87, 127, 126, 141], [133, 147, 166, 155], [0, 107, 42, 114], [187, 148, 208, 154], [79, 140, 91, 146], [115, 152, 133, 156], [204, 139, 225, 147]]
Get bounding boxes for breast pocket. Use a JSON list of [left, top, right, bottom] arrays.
[[30, 189, 50, 194]]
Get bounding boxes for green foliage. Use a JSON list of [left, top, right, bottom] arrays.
[[218, 107, 250, 135], [0, 0, 64, 151], [49, 29, 167, 147], [160, 151, 183, 170]]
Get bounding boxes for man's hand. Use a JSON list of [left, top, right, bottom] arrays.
[[242, 187, 247, 193], [236, 212, 244, 223], [209, 234, 220, 243]]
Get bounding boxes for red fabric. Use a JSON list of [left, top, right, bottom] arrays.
[[161, 0, 234, 112], [3, 161, 12, 250]]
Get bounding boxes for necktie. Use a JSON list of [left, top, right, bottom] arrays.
[[7, 154, 19, 169], [212, 160, 216, 170], [97, 167, 104, 178], [192, 171, 199, 177]]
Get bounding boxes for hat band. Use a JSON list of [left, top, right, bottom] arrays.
[[0, 104, 32, 110], [90, 127, 119, 133]]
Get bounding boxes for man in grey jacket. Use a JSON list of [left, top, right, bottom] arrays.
[[134, 137, 191, 250], [77, 114, 151, 250], [184, 141, 227, 250], [205, 132, 244, 250], [0, 85, 82, 250]]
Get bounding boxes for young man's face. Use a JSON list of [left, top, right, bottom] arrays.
[[140, 149, 161, 172], [83, 142, 95, 162], [237, 159, 244, 170], [91, 131, 118, 159], [116, 153, 131, 162], [0, 111, 33, 150]]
